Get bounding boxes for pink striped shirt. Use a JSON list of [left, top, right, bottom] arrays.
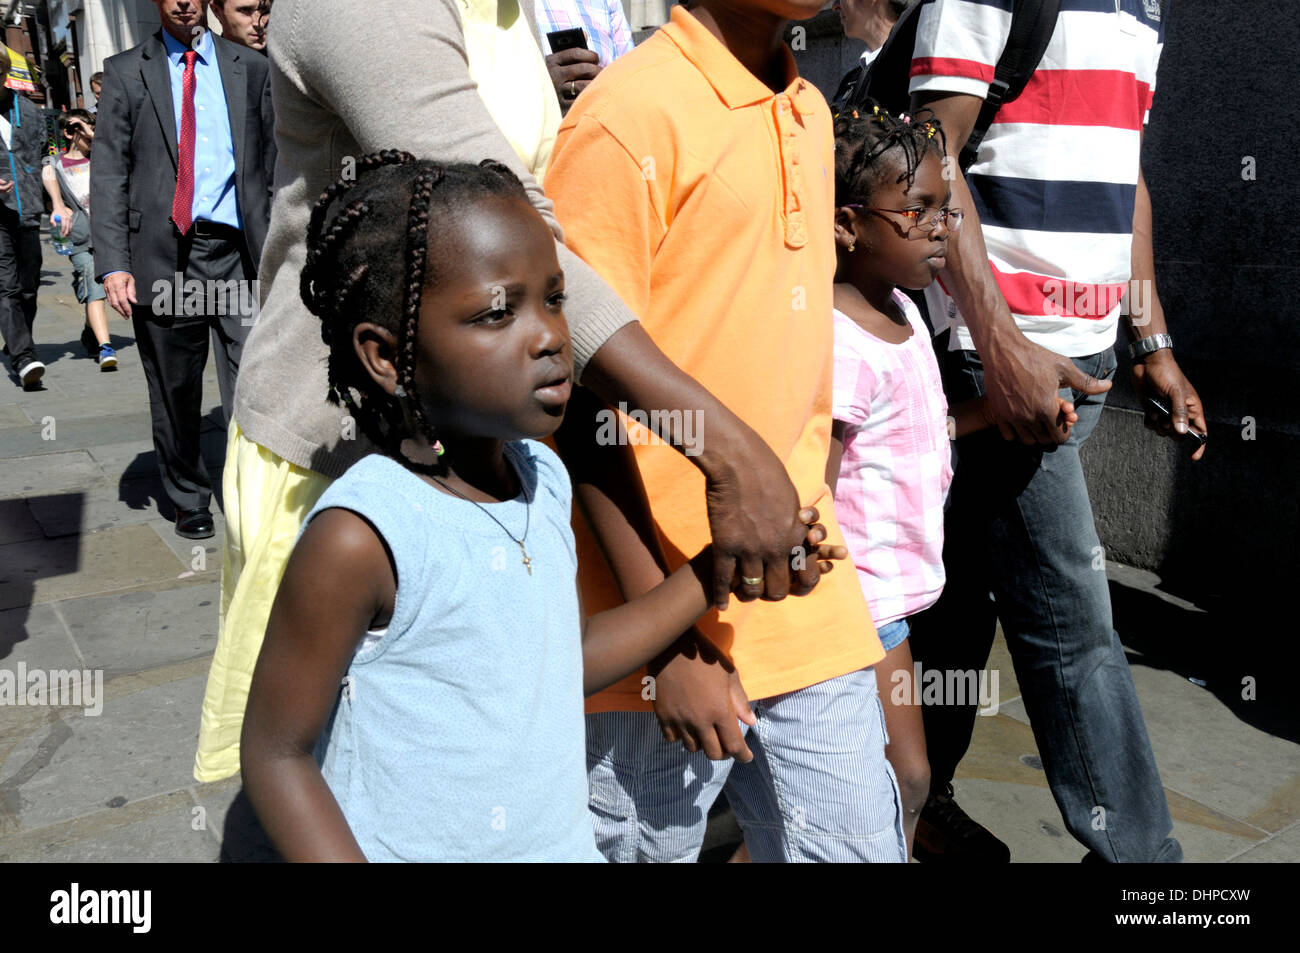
[[832, 291, 954, 627]]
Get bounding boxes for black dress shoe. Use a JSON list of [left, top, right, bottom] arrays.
[[175, 507, 215, 539]]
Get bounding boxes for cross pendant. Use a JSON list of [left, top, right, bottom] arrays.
[[519, 541, 532, 576]]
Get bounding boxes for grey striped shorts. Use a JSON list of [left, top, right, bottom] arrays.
[[586, 666, 906, 862]]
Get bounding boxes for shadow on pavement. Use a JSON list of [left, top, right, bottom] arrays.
[[117, 409, 229, 521], [1112, 579, 1299, 746], [0, 493, 83, 661], [219, 788, 283, 863]]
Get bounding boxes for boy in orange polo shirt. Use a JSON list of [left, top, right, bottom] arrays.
[[547, 0, 905, 862]]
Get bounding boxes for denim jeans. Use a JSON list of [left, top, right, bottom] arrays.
[[909, 345, 1182, 862]]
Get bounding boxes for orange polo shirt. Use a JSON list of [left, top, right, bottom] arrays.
[[546, 5, 882, 710]]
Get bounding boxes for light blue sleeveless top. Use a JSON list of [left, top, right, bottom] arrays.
[[305, 441, 601, 862]]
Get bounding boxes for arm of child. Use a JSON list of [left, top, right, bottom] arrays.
[[947, 395, 1077, 439], [826, 420, 847, 496], [41, 165, 71, 235], [579, 515, 846, 696], [240, 508, 396, 863]]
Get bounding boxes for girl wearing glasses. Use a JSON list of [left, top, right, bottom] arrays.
[[824, 105, 1076, 856], [42, 109, 115, 369]]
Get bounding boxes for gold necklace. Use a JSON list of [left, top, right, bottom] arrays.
[[428, 474, 532, 575]]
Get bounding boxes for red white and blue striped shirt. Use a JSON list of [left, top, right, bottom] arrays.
[[910, 0, 1166, 357]]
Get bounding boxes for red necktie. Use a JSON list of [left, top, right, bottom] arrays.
[[172, 49, 198, 235]]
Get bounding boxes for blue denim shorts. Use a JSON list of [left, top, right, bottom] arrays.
[[875, 617, 910, 652], [69, 249, 106, 304]]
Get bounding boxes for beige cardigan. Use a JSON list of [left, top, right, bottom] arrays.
[[233, 0, 637, 477]]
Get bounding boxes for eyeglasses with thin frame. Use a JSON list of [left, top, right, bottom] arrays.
[[845, 204, 963, 233]]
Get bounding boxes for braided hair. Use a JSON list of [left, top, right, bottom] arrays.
[[833, 101, 947, 209], [300, 150, 529, 466]]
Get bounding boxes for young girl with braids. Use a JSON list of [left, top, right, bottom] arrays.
[[826, 105, 1076, 855], [239, 151, 841, 862]]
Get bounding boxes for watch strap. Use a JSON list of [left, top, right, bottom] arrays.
[[1129, 333, 1173, 361]]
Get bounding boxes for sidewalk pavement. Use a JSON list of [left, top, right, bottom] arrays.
[[2, 247, 1297, 862]]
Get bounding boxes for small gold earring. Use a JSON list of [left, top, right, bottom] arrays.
[[847, 239, 856, 253]]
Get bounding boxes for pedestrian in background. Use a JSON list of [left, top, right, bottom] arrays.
[[91, 0, 275, 540], [42, 109, 116, 370], [0, 46, 48, 391], [212, 0, 268, 52], [906, 0, 1202, 863], [537, 0, 634, 113]]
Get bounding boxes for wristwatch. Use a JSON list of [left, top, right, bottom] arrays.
[[1129, 333, 1172, 361]]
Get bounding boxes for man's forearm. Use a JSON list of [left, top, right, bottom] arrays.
[[935, 167, 1023, 357], [912, 91, 1025, 358], [1124, 166, 1168, 342], [580, 321, 755, 483]]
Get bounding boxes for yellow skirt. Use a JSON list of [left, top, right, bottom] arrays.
[[193, 421, 333, 782]]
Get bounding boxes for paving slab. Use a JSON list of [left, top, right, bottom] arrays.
[[0, 789, 220, 862], [12, 393, 148, 429], [957, 708, 1266, 861], [952, 778, 1090, 863], [87, 440, 165, 483], [0, 523, 194, 611], [0, 660, 208, 832], [0, 602, 81, 670], [0, 412, 156, 459], [0, 450, 106, 500], [58, 584, 222, 678], [26, 478, 170, 538], [997, 664, 1300, 835], [0, 403, 31, 427], [1229, 820, 1300, 863], [147, 517, 225, 576]]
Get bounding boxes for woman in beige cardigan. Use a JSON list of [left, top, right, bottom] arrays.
[[195, 0, 820, 782]]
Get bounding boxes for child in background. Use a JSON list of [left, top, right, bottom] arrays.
[[827, 106, 1076, 855], [238, 152, 841, 862], [41, 110, 115, 369]]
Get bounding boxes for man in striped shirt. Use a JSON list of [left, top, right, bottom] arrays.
[[906, 0, 1203, 862]]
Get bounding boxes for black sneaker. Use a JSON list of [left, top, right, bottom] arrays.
[[80, 324, 98, 358], [913, 783, 1011, 863]]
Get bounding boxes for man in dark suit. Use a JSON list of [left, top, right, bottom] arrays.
[[0, 48, 49, 391], [92, 0, 275, 539]]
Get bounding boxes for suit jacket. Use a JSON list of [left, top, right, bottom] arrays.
[[0, 91, 48, 229], [90, 30, 275, 297]]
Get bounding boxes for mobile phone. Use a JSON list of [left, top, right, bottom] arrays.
[[547, 27, 589, 53], [1144, 396, 1207, 452]]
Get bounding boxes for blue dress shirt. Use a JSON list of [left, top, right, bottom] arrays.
[[161, 28, 241, 231]]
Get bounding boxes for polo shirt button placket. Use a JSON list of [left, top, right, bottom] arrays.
[[773, 95, 806, 248]]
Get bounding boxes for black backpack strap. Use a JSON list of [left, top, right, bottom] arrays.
[[831, 60, 870, 117], [959, 0, 1061, 171], [858, 0, 928, 116]]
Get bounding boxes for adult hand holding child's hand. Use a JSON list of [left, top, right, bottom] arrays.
[[653, 507, 849, 762]]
